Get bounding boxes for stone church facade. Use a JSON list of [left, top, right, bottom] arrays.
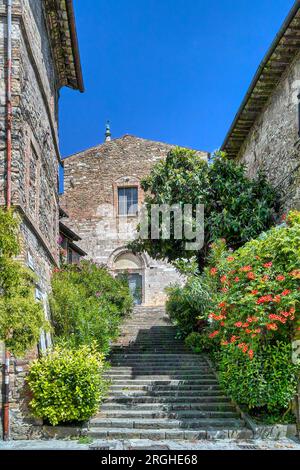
[[61, 135, 208, 306], [0, 0, 83, 439]]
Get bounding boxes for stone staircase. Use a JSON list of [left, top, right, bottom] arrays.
[[88, 306, 252, 440]]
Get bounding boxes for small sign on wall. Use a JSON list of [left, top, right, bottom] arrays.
[[35, 289, 52, 353], [292, 340, 300, 365], [27, 252, 35, 271]]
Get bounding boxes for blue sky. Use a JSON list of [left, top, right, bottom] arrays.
[[59, 0, 295, 157]]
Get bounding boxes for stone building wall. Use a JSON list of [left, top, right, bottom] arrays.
[[61, 136, 208, 306], [0, 0, 68, 439], [237, 52, 300, 212]]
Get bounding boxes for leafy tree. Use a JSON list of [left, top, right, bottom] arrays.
[[0, 209, 46, 356], [130, 148, 279, 270]]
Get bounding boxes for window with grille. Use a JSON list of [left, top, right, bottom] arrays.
[[118, 187, 138, 216]]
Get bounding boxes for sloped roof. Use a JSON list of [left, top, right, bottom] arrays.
[[63, 134, 209, 162], [59, 221, 81, 241], [44, 0, 84, 92], [221, 1, 300, 158]]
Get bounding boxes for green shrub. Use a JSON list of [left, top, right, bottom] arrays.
[[0, 293, 48, 356], [0, 208, 47, 356], [218, 342, 300, 411], [166, 276, 211, 336], [185, 332, 213, 353], [50, 261, 133, 354], [27, 345, 108, 426]]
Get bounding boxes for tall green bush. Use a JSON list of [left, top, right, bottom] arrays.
[[0, 208, 46, 356], [50, 261, 133, 354]]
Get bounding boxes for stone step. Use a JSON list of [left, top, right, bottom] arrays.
[[108, 377, 219, 384], [107, 374, 216, 381], [122, 332, 177, 335], [115, 340, 179, 344], [110, 354, 203, 359], [101, 402, 235, 411], [113, 345, 186, 349], [109, 363, 209, 369], [106, 394, 230, 403], [112, 346, 188, 355], [91, 417, 243, 429], [87, 427, 253, 441], [108, 365, 211, 370], [117, 333, 178, 337], [106, 370, 213, 377], [110, 387, 222, 394], [101, 408, 236, 417], [109, 364, 212, 374], [109, 358, 208, 364], [109, 392, 223, 400], [112, 342, 186, 346], [110, 380, 221, 386]]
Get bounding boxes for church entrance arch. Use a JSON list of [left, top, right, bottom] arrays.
[[112, 250, 145, 305]]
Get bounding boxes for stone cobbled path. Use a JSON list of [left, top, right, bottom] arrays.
[[88, 306, 252, 441]]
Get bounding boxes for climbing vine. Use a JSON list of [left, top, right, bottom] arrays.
[[0, 208, 47, 356]]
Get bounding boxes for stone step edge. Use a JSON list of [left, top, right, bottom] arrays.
[[87, 427, 254, 440], [102, 402, 234, 409]]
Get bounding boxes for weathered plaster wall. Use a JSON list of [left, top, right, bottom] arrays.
[[237, 52, 300, 212], [61, 136, 207, 305]]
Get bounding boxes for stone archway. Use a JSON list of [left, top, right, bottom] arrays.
[[109, 249, 146, 305]]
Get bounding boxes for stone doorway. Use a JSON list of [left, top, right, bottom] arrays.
[[113, 251, 145, 305], [125, 273, 143, 305]]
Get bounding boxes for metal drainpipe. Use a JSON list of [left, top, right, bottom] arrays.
[[6, 0, 12, 209], [3, 0, 12, 442]]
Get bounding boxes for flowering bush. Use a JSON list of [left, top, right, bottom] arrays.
[[206, 212, 300, 357], [166, 212, 300, 416]]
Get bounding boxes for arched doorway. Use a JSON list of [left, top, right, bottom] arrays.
[[113, 251, 144, 305]]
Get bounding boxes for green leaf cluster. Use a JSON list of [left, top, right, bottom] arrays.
[[185, 332, 214, 354], [218, 342, 300, 411], [27, 344, 109, 426], [166, 276, 212, 336], [50, 260, 133, 354], [0, 209, 46, 356], [130, 148, 279, 270]]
